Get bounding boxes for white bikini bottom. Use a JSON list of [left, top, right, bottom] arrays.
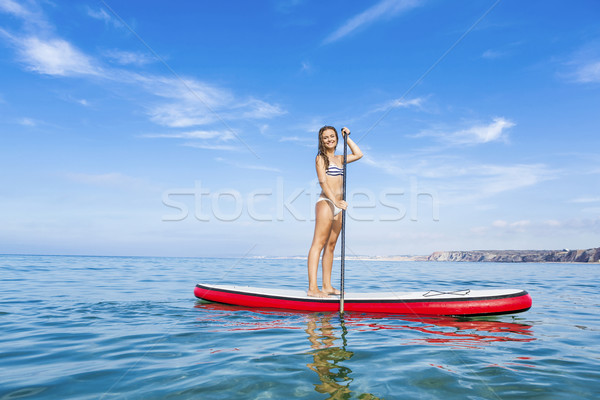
[[316, 195, 342, 216]]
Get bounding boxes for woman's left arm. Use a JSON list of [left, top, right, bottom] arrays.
[[341, 127, 363, 163]]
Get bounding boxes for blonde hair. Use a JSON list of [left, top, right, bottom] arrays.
[[317, 125, 338, 170]]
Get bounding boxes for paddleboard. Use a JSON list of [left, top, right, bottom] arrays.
[[194, 284, 532, 316]]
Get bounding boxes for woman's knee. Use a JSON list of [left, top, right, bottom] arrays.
[[310, 234, 329, 251], [325, 238, 337, 252]]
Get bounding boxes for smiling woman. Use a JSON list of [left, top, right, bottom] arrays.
[[307, 126, 363, 298]]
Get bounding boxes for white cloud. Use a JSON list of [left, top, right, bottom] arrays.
[[323, 0, 421, 44], [137, 75, 284, 128], [183, 143, 242, 152], [487, 220, 531, 233], [482, 49, 506, 59], [240, 99, 286, 119], [561, 41, 600, 84], [450, 163, 552, 203], [274, 0, 306, 14], [0, 0, 31, 18], [450, 117, 515, 144], [570, 196, 600, 204], [86, 7, 112, 23], [371, 97, 424, 113], [279, 135, 314, 148], [571, 60, 600, 83], [415, 117, 515, 145], [104, 49, 155, 66], [363, 152, 554, 204], [18, 117, 37, 126], [16, 36, 101, 76], [300, 61, 312, 73], [0, 0, 49, 31], [481, 217, 600, 237], [86, 7, 123, 29], [280, 135, 313, 143], [141, 130, 234, 140], [361, 155, 402, 176], [215, 157, 281, 172], [0, 0, 285, 157], [65, 172, 150, 189], [148, 103, 221, 128], [0, 2, 100, 77]]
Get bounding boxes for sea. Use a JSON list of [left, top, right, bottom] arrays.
[[1, 254, 598, 399]]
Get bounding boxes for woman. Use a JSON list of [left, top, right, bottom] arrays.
[[307, 126, 363, 298]]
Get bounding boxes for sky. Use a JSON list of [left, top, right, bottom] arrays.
[[0, 0, 599, 257]]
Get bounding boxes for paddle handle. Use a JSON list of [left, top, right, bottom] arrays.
[[340, 129, 348, 314]]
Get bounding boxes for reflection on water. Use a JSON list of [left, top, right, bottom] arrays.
[[343, 313, 536, 349], [305, 313, 381, 399], [194, 303, 536, 396], [194, 303, 535, 349]]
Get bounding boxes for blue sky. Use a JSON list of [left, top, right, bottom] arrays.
[[1, 0, 599, 257]]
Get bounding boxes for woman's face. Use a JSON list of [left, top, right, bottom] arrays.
[[321, 129, 337, 149]]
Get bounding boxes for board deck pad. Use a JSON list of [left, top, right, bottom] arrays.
[[194, 284, 532, 316]]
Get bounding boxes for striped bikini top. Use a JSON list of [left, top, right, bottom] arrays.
[[326, 163, 344, 177]]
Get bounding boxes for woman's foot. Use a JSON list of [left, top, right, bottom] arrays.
[[307, 288, 330, 298], [322, 286, 341, 295]]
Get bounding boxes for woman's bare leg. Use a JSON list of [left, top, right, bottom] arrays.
[[321, 211, 342, 295], [307, 202, 334, 297]]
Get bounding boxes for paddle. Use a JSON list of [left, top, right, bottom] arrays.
[[340, 128, 348, 315]]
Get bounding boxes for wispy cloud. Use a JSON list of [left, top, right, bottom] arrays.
[[561, 41, 600, 84], [362, 153, 554, 204], [0, 0, 50, 31], [183, 143, 242, 152], [215, 157, 280, 172], [141, 130, 234, 140], [103, 49, 155, 66], [141, 129, 240, 152], [475, 217, 600, 236], [273, 0, 307, 14], [453, 117, 515, 144], [323, 0, 421, 45], [570, 60, 600, 84], [0, 15, 102, 78], [300, 61, 312, 74], [414, 117, 515, 145], [279, 135, 313, 143], [0, 0, 285, 151], [570, 196, 600, 204], [131, 74, 284, 128], [65, 172, 152, 189], [482, 49, 507, 59], [0, 0, 32, 18], [86, 6, 124, 29], [370, 96, 425, 113], [18, 117, 38, 126], [279, 135, 314, 148], [15, 36, 102, 76]]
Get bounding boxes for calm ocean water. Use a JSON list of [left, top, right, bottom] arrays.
[[1, 254, 598, 399]]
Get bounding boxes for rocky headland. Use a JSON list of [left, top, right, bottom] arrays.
[[427, 247, 600, 263]]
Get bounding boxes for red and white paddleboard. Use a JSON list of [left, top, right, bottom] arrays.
[[194, 284, 532, 316]]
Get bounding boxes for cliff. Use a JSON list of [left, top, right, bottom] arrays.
[[427, 247, 600, 263]]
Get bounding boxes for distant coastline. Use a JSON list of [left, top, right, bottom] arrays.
[[351, 247, 600, 263], [425, 247, 600, 263], [255, 247, 600, 263]]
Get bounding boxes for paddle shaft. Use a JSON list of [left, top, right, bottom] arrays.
[[340, 131, 348, 314]]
